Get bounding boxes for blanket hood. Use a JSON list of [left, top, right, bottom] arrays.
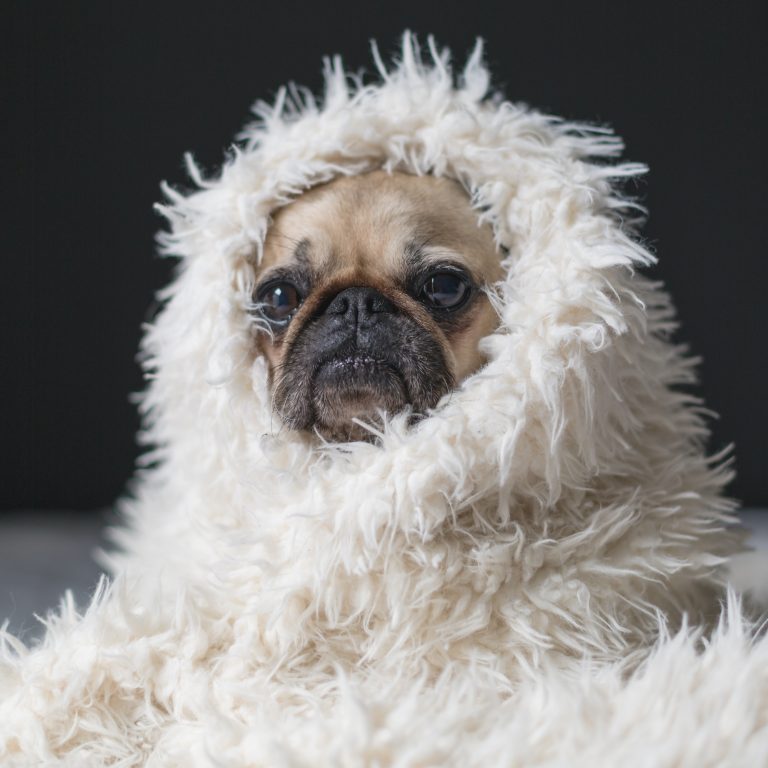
[[102, 34, 740, 678], [2, 33, 763, 768]]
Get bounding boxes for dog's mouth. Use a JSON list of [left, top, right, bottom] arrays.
[[311, 352, 408, 439], [319, 353, 393, 375]]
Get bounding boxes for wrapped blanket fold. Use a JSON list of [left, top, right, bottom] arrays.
[[2, 32, 765, 767]]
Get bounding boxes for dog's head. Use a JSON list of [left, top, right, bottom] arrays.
[[254, 170, 502, 441]]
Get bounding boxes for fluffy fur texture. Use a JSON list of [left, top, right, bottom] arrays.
[[2, 34, 766, 766]]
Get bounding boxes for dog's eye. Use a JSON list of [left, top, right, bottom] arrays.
[[419, 271, 470, 310], [257, 281, 302, 324]]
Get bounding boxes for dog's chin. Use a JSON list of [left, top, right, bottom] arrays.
[[311, 355, 409, 442]]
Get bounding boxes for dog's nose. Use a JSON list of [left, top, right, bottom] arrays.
[[325, 286, 395, 321]]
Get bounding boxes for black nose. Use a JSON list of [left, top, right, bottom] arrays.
[[324, 286, 396, 321]]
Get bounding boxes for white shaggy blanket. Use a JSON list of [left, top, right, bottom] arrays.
[[2, 34, 766, 766]]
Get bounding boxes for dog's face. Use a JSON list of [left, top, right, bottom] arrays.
[[254, 170, 502, 441]]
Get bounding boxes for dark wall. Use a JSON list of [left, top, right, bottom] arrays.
[[5, 1, 767, 511]]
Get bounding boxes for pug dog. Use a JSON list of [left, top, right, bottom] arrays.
[[254, 170, 503, 441]]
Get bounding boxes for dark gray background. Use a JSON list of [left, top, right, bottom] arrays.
[[5, 1, 767, 511]]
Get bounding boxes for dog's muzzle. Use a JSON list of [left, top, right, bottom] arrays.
[[273, 285, 454, 439]]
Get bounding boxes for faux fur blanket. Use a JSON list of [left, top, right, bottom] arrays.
[[2, 34, 766, 767]]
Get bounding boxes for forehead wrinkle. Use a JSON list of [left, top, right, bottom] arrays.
[[264, 170, 498, 282], [403, 235, 444, 267], [293, 237, 311, 265], [262, 229, 304, 268], [259, 232, 319, 287]]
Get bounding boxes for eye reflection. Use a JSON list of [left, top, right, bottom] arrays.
[[258, 281, 302, 324], [419, 271, 470, 310]]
